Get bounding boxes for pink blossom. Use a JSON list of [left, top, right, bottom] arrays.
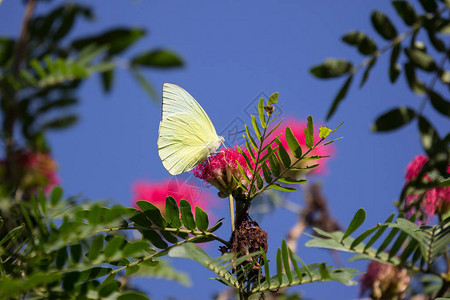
[[193, 147, 253, 198], [1, 150, 59, 194], [360, 261, 410, 299], [132, 179, 212, 215], [269, 117, 335, 175], [405, 154, 429, 182], [404, 155, 450, 218]]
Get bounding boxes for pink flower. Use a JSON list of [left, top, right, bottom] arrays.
[[193, 147, 253, 198], [404, 155, 450, 218], [405, 154, 430, 182], [269, 117, 335, 175], [1, 149, 59, 194], [132, 179, 212, 215], [360, 261, 410, 299]]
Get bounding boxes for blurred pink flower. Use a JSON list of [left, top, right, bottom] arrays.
[[404, 155, 450, 218], [269, 117, 335, 175], [132, 179, 212, 215], [193, 147, 253, 198], [1, 150, 59, 194], [360, 261, 410, 299]]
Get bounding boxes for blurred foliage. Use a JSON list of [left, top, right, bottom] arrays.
[[310, 0, 449, 183], [308, 1, 450, 298], [0, 0, 183, 163]]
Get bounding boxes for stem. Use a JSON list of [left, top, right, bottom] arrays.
[[96, 225, 231, 248], [229, 194, 235, 233], [351, 24, 420, 75], [110, 234, 202, 275], [3, 0, 36, 187]]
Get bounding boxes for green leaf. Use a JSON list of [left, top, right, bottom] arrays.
[[371, 107, 416, 132], [132, 49, 183, 68], [195, 206, 209, 232], [88, 235, 104, 261], [136, 200, 166, 227], [123, 240, 151, 257], [99, 281, 121, 297], [245, 124, 258, 150], [179, 200, 196, 231], [276, 139, 291, 168], [417, 115, 442, 156], [56, 247, 68, 269], [360, 58, 376, 88], [405, 48, 436, 72], [142, 230, 168, 249], [439, 178, 450, 187], [251, 115, 262, 140], [326, 75, 353, 121], [377, 228, 400, 255], [350, 227, 379, 250], [50, 186, 63, 205], [258, 98, 267, 128], [117, 291, 150, 300], [104, 236, 125, 258], [276, 248, 283, 285], [261, 248, 271, 287], [393, 1, 418, 26], [319, 263, 331, 280], [131, 68, 158, 100], [42, 115, 78, 130], [389, 44, 401, 83], [319, 126, 332, 139], [310, 59, 353, 79], [342, 31, 377, 55], [101, 69, 114, 93], [288, 248, 303, 283], [427, 89, 450, 117], [165, 196, 181, 228], [341, 208, 366, 242], [272, 184, 296, 192], [371, 11, 398, 40], [37, 98, 77, 114], [364, 213, 395, 251], [267, 92, 279, 106], [278, 177, 307, 185], [404, 62, 426, 94], [262, 162, 272, 183], [418, 0, 438, 12], [268, 148, 281, 177], [304, 115, 314, 149], [281, 240, 293, 283], [285, 127, 302, 158], [70, 244, 82, 263], [72, 28, 145, 55]]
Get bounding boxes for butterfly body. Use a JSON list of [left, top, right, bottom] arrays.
[[158, 83, 224, 175]]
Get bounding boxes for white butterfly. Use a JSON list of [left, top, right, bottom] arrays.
[[158, 83, 224, 175]]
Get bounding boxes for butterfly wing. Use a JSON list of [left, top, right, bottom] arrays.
[[158, 83, 222, 175]]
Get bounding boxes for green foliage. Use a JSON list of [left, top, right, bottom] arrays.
[[0, 187, 196, 299], [0, 2, 183, 157], [169, 240, 358, 297], [307, 209, 450, 280], [235, 95, 341, 200], [308, 1, 450, 169]]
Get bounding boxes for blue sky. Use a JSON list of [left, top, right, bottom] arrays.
[[2, 1, 448, 299]]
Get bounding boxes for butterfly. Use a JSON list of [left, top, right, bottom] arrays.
[[158, 83, 224, 175]]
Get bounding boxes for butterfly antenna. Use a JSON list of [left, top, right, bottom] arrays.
[[225, 130, 245, 138]]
